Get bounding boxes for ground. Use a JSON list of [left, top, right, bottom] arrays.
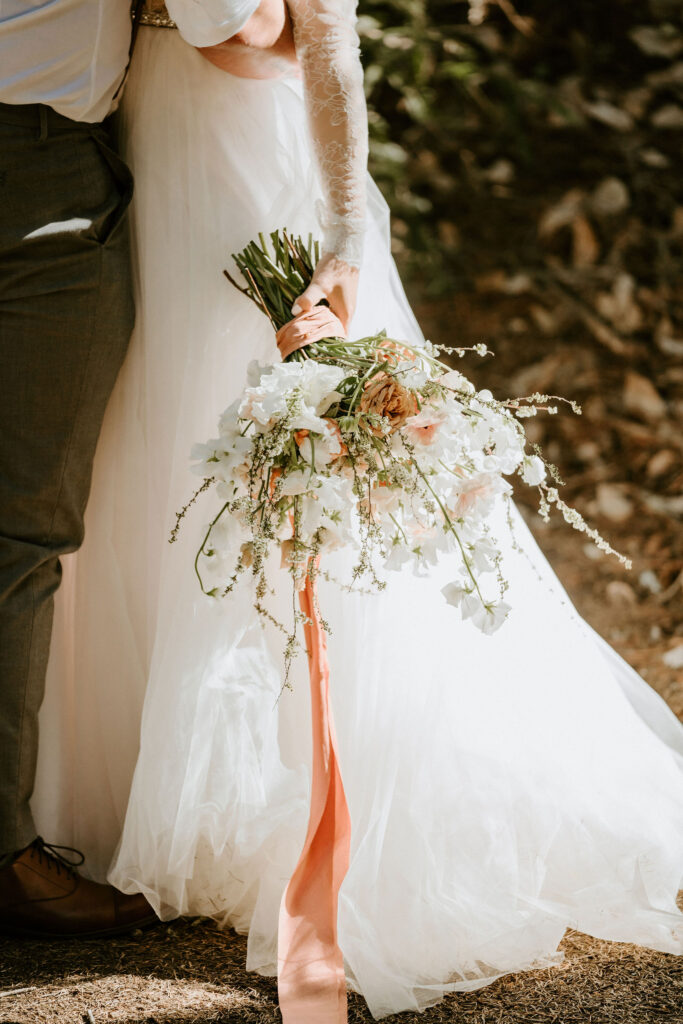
[[1, 917, 682, 1024]]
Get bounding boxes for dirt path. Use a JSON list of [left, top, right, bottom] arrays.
[[1, 915, 682, 1024]]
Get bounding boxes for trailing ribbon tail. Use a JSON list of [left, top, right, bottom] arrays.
[[277, 565, 351, 1023]]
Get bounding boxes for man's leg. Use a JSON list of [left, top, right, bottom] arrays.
[[0, 104, 134, 859]]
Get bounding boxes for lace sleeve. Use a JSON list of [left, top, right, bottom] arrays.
[[288, 0, 368, 267]]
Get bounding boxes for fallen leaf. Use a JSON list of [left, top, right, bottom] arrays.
[[595, 483, 634, 523], [605, 580, 638, 606], [483, 158, 515, 184], [623, 371, 667, 423], [596, 275, 642, 334], [583, 100, 634, 132], [646, 449, 677, 477], [630, 24, 683, 59], [662, 645, 683, 670], [640, 492, 683, 517], [638, 569, 662, 595], [590, 177, 630, 217], [651, 104, 683, 129], [639, 148, 670, 168], [538, 188, 585, 237], [572, 215, 600, 267]]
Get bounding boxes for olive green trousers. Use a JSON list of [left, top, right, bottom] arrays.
[[0, 102, 134, 858]]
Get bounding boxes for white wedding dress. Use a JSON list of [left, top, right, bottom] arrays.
[[32, 5, 683, 1020]]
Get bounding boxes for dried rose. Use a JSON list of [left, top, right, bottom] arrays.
[[359, 372, 418, 432]]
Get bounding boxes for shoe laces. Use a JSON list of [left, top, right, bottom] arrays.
[[29, 837, 86, 879]]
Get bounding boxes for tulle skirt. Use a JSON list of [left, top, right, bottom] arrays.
[[33, 28, 683, 1020]]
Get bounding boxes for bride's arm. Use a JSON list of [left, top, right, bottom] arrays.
[[167, 0, 368, 332], [288, 0, 368, 332]]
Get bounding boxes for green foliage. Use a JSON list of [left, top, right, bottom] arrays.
[[360, 0, 679, 293], [360, 1, 476, 287]]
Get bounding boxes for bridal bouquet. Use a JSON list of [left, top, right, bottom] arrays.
[[178, 231, 626, 670]]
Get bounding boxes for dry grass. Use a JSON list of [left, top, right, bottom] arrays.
[[1, 916, 682, 1024]]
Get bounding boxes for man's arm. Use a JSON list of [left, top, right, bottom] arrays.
[[167, 0, 297, 79], [165, 0, 262, 47]]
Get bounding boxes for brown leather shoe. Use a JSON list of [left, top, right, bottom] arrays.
[[0, 837, 158, 938]]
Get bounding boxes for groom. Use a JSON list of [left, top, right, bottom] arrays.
[[0, 0, 291, 938]]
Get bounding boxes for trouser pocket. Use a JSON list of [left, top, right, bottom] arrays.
[[81, 123, 135, 247]]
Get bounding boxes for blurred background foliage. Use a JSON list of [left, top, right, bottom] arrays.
[[359, 0, 683, 702], [361, 0, 683, 293]]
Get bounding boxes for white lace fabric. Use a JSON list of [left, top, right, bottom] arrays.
[[289, 0, 368, 266]]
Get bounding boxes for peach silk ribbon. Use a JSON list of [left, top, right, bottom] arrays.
[[277, 562, 352, 1023], [275, 306, 347, 360]]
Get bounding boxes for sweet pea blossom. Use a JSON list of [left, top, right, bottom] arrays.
[[521, 454, 547, 486], [239, 361, 346, 428], [295, 419, 347, 467]]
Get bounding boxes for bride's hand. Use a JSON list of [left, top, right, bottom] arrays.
[[198, 0, 298, 80], [292, 254, 359, 335]]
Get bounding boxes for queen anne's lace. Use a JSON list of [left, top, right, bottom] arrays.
[[289, 0, 368, 267]]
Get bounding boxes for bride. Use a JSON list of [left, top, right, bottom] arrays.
[[33, 0, 683, 1019]]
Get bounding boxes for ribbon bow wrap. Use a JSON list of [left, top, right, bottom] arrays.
[[276, 310, 352, 1023], [275, 306, 347, 360]]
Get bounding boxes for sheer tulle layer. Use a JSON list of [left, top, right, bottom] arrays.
[[34, 30, 683, 1020]]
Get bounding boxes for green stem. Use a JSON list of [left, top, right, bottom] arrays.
[[195, 501, 230, 595]]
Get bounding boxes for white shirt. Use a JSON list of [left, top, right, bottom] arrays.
[[0, 0, 259, 123], [166, 0, 260, 48]]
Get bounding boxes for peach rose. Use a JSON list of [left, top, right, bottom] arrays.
[[360, 372, 418, 433]]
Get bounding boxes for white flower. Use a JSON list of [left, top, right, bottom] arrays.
[[439, 369, 475, 394], [408, 529, 450, 572], [295, 420, 347, 467], [521, 454, 546, 486], [318, 519, 353, 553], [246, 360, 271, 387], [368, 483, 402, 516], [441, 581, 469, 607], [486, 420, 525, 473], [384, 543, 412, 572], [199, 510, 248, 579], [469, 536, 499, 573], [289, 361, 346, 413], [449, 472, 500, 518], [459, 590, 484, 620], [473, 601, 511, 635], [442, 584, 510, 635], [239, 361, 346, 428], [279, 470, 314, 496], [190, 439, 220, 477], [218, 398, 242, 436], [395, 358, 429, 389], [299, 494, 327, 538], [314, 474, 351, 510], [289, 409, 330, 435]]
